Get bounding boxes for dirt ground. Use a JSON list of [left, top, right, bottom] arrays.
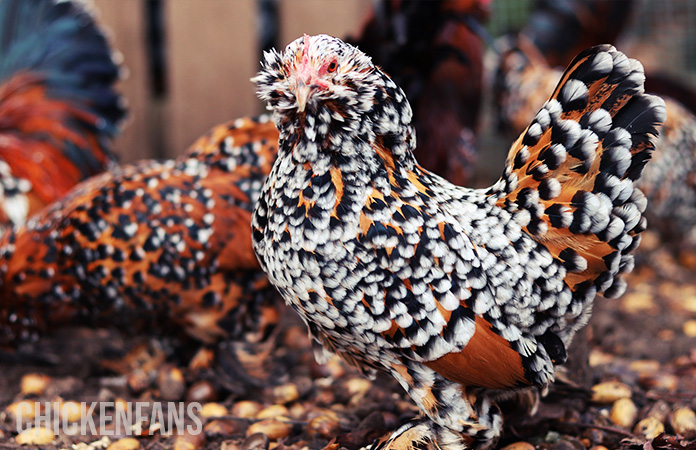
[[0, 237, 695, 450]]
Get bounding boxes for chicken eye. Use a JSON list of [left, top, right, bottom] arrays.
[[327, 61, 338, 73]]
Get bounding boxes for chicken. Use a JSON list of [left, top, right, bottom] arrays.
[[350, 0, 489, 185], [637, 99, 696, 248], [0, 0, 493, 347], [522, 0, 634, 69], [252, 34, 665, 450], [0, 1, 491, 362], [494, 36, 560, 141], [0, 117, 279, 346], [0, 0, 125, 231], [496, 37, 696, 249]]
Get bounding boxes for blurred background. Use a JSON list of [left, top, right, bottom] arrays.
[[93, 0, 372, 163], [93, 0, 696, 179]]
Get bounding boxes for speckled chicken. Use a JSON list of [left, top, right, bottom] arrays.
[[0, 117, 279, 345], [252, 35, 665, 449], [496, 37, 696, 248], [0, 0, 125, 231]]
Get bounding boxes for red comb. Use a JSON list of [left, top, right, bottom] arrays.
[[302, 34, 310, 65], [298, 34, 312, 84]]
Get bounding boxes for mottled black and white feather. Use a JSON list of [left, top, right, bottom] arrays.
[[253, 36, 665, 450]]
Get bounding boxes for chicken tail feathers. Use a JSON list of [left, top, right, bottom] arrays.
[[496, 45, 666, 299], [0, 0, 125, 216]]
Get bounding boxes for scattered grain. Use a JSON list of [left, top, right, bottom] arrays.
[[633, 416, 665, 440], [247, 420, 292, 440], [670, 407, 696, 439], [591, 381, 631, 404], [15, 426, 55, 445], [610, 398, 638, 428]]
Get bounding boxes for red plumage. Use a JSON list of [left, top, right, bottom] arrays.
[[0, 0, 125, 231]]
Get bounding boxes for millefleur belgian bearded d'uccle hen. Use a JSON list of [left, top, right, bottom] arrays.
[[252, 34, 666, 450], [0, 117, 280, 346]]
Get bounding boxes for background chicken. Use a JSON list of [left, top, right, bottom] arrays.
[[349, 0, 490, 185], [253, 34, 664, 450], [0, 0, 126, 232], [520, 0, 634, 69], [0, 116, 280, 347], [495, 37, 696, 252], [494, 0, 635, 138]]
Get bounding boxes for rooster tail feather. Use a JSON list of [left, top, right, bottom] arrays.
[[0, 0, 126, 178], [496, 45, 666, 299]]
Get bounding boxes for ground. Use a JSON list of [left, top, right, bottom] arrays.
[[0, 235, 695, 450]]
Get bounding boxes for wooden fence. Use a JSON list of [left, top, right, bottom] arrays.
[[92, 0, 372, 163]]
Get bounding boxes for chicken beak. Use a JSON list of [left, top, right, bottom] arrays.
[[295, 82, 312, 112]]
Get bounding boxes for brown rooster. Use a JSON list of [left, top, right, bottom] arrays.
[[0, 0, 125, 231]]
